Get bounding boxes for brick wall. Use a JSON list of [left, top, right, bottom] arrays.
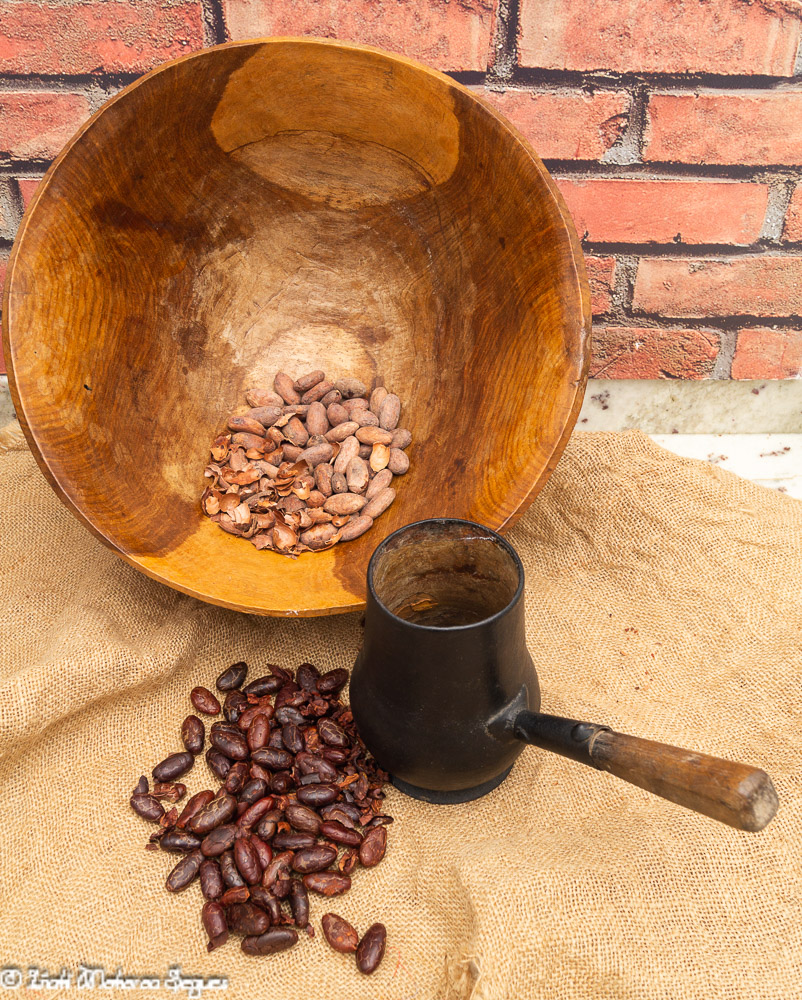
[[1, 0, 801, 380]]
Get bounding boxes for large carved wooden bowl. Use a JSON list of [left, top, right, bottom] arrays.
[[3, 39, 590, 616]]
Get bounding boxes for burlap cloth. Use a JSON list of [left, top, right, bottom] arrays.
[[0, 420, 799, 1000]]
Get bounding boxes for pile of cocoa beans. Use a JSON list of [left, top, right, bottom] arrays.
[[129, 660, 390, 973], [201, 372, 411, 554]]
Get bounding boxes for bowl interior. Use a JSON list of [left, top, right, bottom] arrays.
[[4, 39, 589, 615]]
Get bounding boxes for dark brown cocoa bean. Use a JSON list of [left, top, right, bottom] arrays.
[[152, 782, 187, 803], [227, 902, 270, 936], [188, 792, 237, 834], [160, 806, 178, 829], [247, 714, 270, 752], [239, 796, 275, 828], [317, 668, 348, 694], [224, 761, 250, 795], [321, 748, 349, 764], [296, 662, 321, 691], [271, 771, 295, 794], [318, 718, 349, 747], [176, 789, 215, 829], [191, 687, 221, 715], [152, 752, 194, 783], [281, 723, 304, 755], [261, 851, 292, 888], [219, 850, 245, 889], [273, 831, 317, 851], [220, 885, 250, 906], [289, 880, 310, 928], [237, 704, 272, 730], [248, 884, 275, 915], [256, 811, 281, 841], [209, 729, 249, 760], [320, 804, 359, 829], [267, 728, 286, 750], [239, 777, 269, 806], [285, 802, 322, 834], [302, 872, 351, 896], [199, 858, 224, 900], [356, 922, 387, 974], [200, 823, 237, 857], [216, 661, 248, 691], [242, 675, 283, 697], [296, 753, 338, 781], [241, 927, 298, 956], [251, 747, 293, 770], [321, 820, 362, 847], [223, 689, 248, 723], [291, 845, 337, 873], [250, 834, 273, 871], [130, 793, 164, 823], [202, 901, 229, 952], [160, 828, 202, 853], [205, 749, 231, 781], [321, 912, 359, 953], [181, 715, 205, 755], [250, 762, 273, 784], [272, 877, 292, 899], [274, 681, 302, 709], [234, 836, 262, 885], [359, 825, 387, 867], [165, 849, 203, 892], [297, 784, 339, 808], [275, 706, 305, 726], [133, 775, 149, 795]]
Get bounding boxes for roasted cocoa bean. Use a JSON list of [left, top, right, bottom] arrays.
[[242, 675, 283, 697], [181, 715, 205, 755], [130, 793, 164, 823], [202, 900, 229, 952], [176, 789, 215, 830], [209, 729, 249, 761], [223, 689, 248, 723], [356, 922, 387, 974], [191, 687, 221, 716], [234, 836, 262, 884], [251, 747, 294, 770], [219, 850, 246, 889], [216, 661, 248, 691], [133, 775, 149, 795], [285, 802, 322, 834], [241, 927, 298, 956], [273, 831, 317, 851], [320, 820, 362, 847], [317, 668, 349, 695], [200, 858, 224, 900], [152, 752, 194, 783], [227, 902, 271, 935], [206, 749, 232, 781], [303, 872, 351, 896], [321, 912, 359, 954], [292, 845, 337, 873], [297, 784, 339, 808], [224, 761, 250, 795], [188, 792, 237, 835], [160, 829, 202, 853], [200, 823, 237, 857], [318, 718, 349, 747], [165, 850, 203, 892], [359, 825, 388, 867], [239, 778, 269, 805]]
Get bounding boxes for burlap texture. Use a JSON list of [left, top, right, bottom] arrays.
[[0, 421, 799, 1000]]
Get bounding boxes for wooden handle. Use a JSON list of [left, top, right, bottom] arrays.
[[514, 712, 779, 831]]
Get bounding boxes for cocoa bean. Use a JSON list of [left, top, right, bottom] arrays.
[[320, 820, 362, 847], [202, 900, 229, 952], [356, 426, 393, 446], [209, 729, 249, 761], [378, 393, 401, 430], [323, 493, 366, 516], [318, 718, 349, 747], [227, 902, 270, 935], [317, 668, 348, 694], [353, 408, 379, 427], [191, 687, 221, 716], [314, 463, 334, 496], [176, 789, 215, 829], [301, 380, 334, 404], [223, 688, 249, 723], [234, 836, 262, 884], [205, 750, 231, 781], [285, 802, 322, 834], [247, 714, 270, 752], [228, 415, 266, 437], [181, 716, 205, 755], [296, 784, 339, 808], [246, 388, 283, 408], [199, 858, 224, 900], [369, 385, 388, 415], [326, 402, 349, 426], [251, 747, 293, 770], [333, 435, 359, 474], [152, 752, 194, 783], [359, 825, 388, 867], [362, 487, 396, 519], [130, 793, 164, 823], [200, 823, 237, 857], [284, 416, 309, 447], [289, 879, 310, 928], [334, 377, 366, 398], [303, 872, 351, 896], [299, 523, 337, 549], [321, 913, 359, 954], [356, 923, 387, 974], [325, 420, 359, 443], [231, 432, 266, 450], [241, 928, 298, 956], [390, 427, 412, 449], [365, 468, 393, 499], [219, 850, 246, 888], [273, 831, 317, 851], [299, 442, 334, 468], [160, 828, 202, 853], [305, 401, 329, 436], [224, 761, 249, 795], [220, 885, 250, 906], [188, 792, 237, 835], [342, 397, 369, 414], [292, 845, 337, 873], [242, 675, 283, 697], [274, 372, 300, 405], [331, 470, 348, 494], [370, 443, 390, 472], [216, 661, 248, 691], [320, 388, 342, 406], [346, 456, 369, 493], [293, 370, 325, 393], [388, 448, 410, 474], [166, 850, 203, 892], [247, 405, 282, 426]]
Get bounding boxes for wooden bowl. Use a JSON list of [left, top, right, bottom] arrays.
[[3, 39, 590, 616]]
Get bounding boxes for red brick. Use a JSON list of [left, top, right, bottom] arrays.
[[645, 93, 802, 166], [518, 0, 802, 76], [0, 93, 90, 161], [223, 0, 495, 72], [481, 89, 629, 160], [783, 185, 802, 242], [591, 326, 720, 379], [585, 256, 615, 316], [556, 178, 768, 246], [633, 257, 802, 318], [731, 328, 802, 379], [17, 178, 40, 211], [0, 2, 203, 75]]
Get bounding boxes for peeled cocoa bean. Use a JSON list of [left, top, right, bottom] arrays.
[[220, 885, 250, 906], [274, 372, 300, 405], [359, 824, 388, 867], [176, 789, 215, 829], [362, 487, 396, 519], [388, 448, 410, 474], [356, 922, 387, 974], [234, 836, 262, 884], [241, 927, 298, 956], [200, 858, 224, 900], [188, 792, 237, 835], [303, 872, 351, 896], [239, 795, 276, 828], [390, 427, 412, 449], [333, 435, 359, 474], [289, 879, 310, 928], [318, 718, 349, 746], [219, 849, 246, 888], [181, 715, 205, 755], [322, 913, 359, 954], [323, 493, 366, 516], [250, 834, 273, 871], [239, 778, 269, 806], [206, 750, 231, 781], [273, 831, 317, 851], [250, 746, 294, 770], [130, 793, 164, 823], [317, 668, 348, 694], [202, 900, 229, 952], [370, 443, 390, 472], [297, 784, 339, 807], [320, 820, 362, 847], [356, 426, 393, 446], [209, 729, 249, 761], [191, 687, 221, 716], [227, 902, 271, 935], [152, 752, 194, 783], [160, 828, 202, 853], [285, 802, 322, 834], [293, 370, 325, 393], [242, 675, 283, 697], [216, 661, 248, 691], [166, 849, 203, 892], [224, 761, 249, 794], [247, 714, 270, 752], [292, 845, 337, 873], [200, 823, 237, 857], [224, 688, 248, 723]]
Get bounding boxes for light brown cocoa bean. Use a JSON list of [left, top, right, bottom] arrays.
[[299, 442, 334, 468], [330, 513, 350, 528], [334, 377, 366, 399], [339, 515, 373, 541], [353, 409, 379, 427], [293, 370, 325, 393], [388, 448, 410, 474], [362, 487, 395, 519], [320, 389, 342, 406], [325, 421, 359, 443], [326, 402, 349, 426], [346, 456, 369, 494], [228, 415, 266, 437], [370, 443, 390, 471], [331, 471, 348, 494], [324, 493, 367, 516], [305, 401, 329, 436], [314, 463, 334, 496], [378, 393, 401, 430], [301, 380, 334, 404], [390, 427, 412, 450], [300, 524, 338, 549], [306, 490, 326, 508], [284, 416, 309, 447], [231, 432, 265, 450], [282, 404, 309, 416], [356, 426, 393, 446], [274, 372, 300, 405], [283, 444, 303, 462], [246, 388, 283, 408], [333, 436, 359, 474], [369, 386, 388, 415], [247, 406, 282, 426], [342, 398, 369, 415], [307, 508, 334, 524], [365, 468, 393, 499]]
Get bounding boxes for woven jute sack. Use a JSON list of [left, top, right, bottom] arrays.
[[0, 422, 799, 1000]]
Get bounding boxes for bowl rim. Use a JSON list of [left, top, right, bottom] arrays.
[[2, 36, 591, 616]]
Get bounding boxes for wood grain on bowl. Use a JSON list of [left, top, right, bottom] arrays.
[[2, 39, 590, 616]]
